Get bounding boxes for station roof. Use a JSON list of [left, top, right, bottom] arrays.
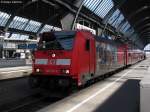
[[0, 0, 149, 49], [117, 0, 150, 48]]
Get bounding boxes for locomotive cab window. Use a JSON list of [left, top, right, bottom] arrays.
[[86, 39, 90, 51], [38, 31, 76, 50]]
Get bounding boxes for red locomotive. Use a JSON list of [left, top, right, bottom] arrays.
[[29, 31, 145, 88]]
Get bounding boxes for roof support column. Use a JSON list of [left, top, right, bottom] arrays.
[[4, 15, 15, 32], [60, 0, 84, 30], [36, 14, 59, 35]]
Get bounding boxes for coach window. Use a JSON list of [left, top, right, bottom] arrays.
[[86, 39, 90, 51]]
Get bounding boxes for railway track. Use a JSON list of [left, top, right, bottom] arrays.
[[0, 62, 141, 112], [0, 92, 61, 112], [0, 77, 64, 112]]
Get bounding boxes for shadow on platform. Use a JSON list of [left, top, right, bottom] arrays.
[[94, 79, 140, 112]]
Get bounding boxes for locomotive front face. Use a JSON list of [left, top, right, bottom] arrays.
[[33, 31, 75, 76]]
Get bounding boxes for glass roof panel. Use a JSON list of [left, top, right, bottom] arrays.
[[0, 11, 11, 26], [54, 27, 61, 31], [40, 24, 53, 33], [114, 14, 124, 28], [120, 21, 131, 34], [84, 0, 114, 18], [108, 9, 120, 25], [84, 0, 93, 8], [40, 25, 61, 33], [24, 20, 41, 33], [95, 0, 114, 18], [9, 16, 29, 30], [120, 21, 128, 32], [123, 23, 131, 33], [108, 9, 125, 28]]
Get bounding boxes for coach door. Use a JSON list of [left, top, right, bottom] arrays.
[[124, 49, 127, 66], [90, 38, 95, 75], [86, 38, 95, 75], [85, 39, 90, 74]]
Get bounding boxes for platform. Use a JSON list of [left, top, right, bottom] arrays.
[[38, 58, 150, 112], [0, 66, 32, 80]]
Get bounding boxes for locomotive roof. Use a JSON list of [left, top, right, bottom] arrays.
[[95, 36, 125, 46], [42, 31, 76, 35], [41, 31, 125, 47]]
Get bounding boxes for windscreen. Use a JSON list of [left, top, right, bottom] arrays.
[[38, 31, 76, 50]]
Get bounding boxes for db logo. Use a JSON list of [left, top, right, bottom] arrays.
[[49, 59, 56, 65]]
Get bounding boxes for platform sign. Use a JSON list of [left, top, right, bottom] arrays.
[[18, 44, 27, 49], [18, 44, 37, 49], [28, 44, 37, 49]]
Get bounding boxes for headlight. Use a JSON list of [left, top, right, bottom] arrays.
[[65, 70, 70, 74], [62, 69, 70, 74], [36, 69, 40, 72]]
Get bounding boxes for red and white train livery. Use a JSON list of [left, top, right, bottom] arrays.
[[29, 31, 145, 88]]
